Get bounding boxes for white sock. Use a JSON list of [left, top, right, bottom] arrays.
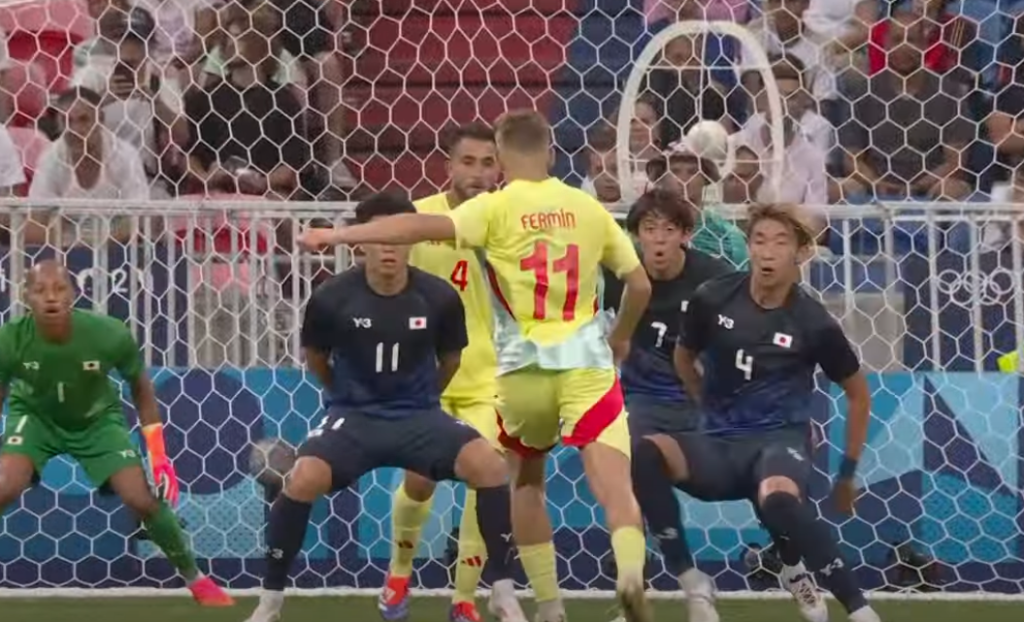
[[259, 590, 285, 610]]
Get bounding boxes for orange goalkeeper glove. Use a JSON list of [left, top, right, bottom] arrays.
[[142, 423, 180, 507]]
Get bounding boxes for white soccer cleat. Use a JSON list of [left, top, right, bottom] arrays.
[[679, 568, 720, 622], [487, 578, 529, 622], [243, 591, 284, 622], [781, 563, 829, 622], [849, 606, 882, 622], [534, 598, 568, 622]]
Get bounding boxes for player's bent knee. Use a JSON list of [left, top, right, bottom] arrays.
[[283, 456, 333, 502], [757, 477, 801, 506], [637, 434, 689, 482], [455, 438, 509, 489], [0, 454, 35, 507], [402, 470, 437, 502]]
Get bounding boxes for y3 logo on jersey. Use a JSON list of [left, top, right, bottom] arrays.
[[718, 315, 734, 329], [353, 318, 372, 328]]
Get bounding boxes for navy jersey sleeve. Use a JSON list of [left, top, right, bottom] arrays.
[[678, 282, 714, 353], [300, 290, 334, 352], [434, 285, 469, 357], [812, 315, 860, 384], [602, 266, 623, 311]]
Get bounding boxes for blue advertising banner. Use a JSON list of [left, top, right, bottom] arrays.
[[0, 243, 190, 365], [902, 249, 1020, 371], [1, 368, 1021, 592]]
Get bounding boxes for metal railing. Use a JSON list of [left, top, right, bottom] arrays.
[[0, 198, 1020, 372]]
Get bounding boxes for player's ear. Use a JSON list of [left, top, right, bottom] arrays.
[[547, 146, 555, 169], [795, 242, 814, 266]]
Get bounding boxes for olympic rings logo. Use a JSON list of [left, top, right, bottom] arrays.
[[934, 268, 1017, 306]]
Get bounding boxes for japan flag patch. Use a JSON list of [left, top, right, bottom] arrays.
[[409, 317, 428, 330], [773, 332, 793, 348]]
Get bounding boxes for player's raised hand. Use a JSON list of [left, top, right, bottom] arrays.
[[297, 227, 343, 252], [142, 423, 180, 507]]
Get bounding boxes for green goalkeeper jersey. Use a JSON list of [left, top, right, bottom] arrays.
[[0, 310, 144, 430]]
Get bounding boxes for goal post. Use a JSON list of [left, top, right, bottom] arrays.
[[616, 20, 787, 205]]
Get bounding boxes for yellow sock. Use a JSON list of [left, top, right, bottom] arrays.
[[452, 489, 487, 605], [389, 484, 434, 578], [610, 527, 646, 585], [519, 542, 560, 603]]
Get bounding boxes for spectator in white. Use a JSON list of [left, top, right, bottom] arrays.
[[134, 0, 222, 68], [72, 7, 187, 197], [743, 0, 839, 128], [29, 88, 149, 243], [803, 0, 878, 58], [183, 3, 309, 198], [737, 55, 829, 207]]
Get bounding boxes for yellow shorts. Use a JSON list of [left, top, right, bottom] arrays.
[[441, 397, 500, 447], [494, 367, 630, 458]]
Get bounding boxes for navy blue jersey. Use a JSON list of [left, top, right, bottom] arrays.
[[679, 272, 860, 436], [300, 266, 468, 418], [604, 249, 732, 404]]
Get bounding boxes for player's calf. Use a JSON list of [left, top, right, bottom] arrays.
[[578, 442, 651, 622], [382, 472, 438, 621], [756, 478, 877, 621], [454, 438, 526, 622]]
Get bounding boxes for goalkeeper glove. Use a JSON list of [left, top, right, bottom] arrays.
[[142, 423, 180, 507]]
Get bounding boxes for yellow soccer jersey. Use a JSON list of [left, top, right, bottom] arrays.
[[410, 192, 498, 401], [447, 178, 640, 373]]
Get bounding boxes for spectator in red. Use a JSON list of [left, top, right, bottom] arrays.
[[183, 4, 309, 199]]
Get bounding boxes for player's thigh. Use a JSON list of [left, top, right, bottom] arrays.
[[557, 368, 630, 458], [670, 433, 749, 502], [65, 415, 145, 488], [495, 370, 561, 456], [2, 410, 62, 479], [444, 398, 500, 448], [387, 409, 486, 483], [626, 400, 701, 438], [297, 412, 379, 492], [752, 429, 814, 499]]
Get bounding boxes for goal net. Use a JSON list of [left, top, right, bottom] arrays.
[[0, 0, 1021, 603]]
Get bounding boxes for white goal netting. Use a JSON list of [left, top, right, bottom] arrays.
[[0, 0, 1022, 603]]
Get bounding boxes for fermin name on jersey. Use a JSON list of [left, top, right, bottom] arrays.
[[520, 209, 576, 231]]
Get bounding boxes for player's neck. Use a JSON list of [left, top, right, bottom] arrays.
[[503, 155, 550, 183], [445, 189, 465, 209], [749, 276, 796, 309], [35, 320, 72, 343], [365, 269, 409, 297]]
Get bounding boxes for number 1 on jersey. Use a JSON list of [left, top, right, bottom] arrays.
[[520, 241, 580, 321]]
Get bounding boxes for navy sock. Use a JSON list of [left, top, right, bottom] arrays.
[[475, 485, 515, 577], [772, 534, 803, 567], [264, 494, 313, 591], [633, 438, 693, 576], [758, 492, 866, 613]]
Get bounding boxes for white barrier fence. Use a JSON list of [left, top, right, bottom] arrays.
[[0, 199, 1021, 601]]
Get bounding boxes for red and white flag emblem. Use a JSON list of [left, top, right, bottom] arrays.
[[773, 332, 793, 348], [409, 317, 427, 330]]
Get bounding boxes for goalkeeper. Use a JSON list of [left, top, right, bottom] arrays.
[[0, 260, 233, 606]]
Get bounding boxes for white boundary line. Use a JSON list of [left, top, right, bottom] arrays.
[[1, 587, 1022, 601]]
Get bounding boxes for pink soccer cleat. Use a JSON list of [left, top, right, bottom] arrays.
[[449, 601, 483, 622], [189, 575, 235, 607], [379, 573, 412, 621]]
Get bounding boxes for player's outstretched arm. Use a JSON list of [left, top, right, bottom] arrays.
[[298, 214, 457, 251]]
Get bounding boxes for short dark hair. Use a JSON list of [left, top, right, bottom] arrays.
[[354, 192, 416, 224], [746, 202, 814, 247], [587, 121, 617, 153], [626, 189, 697, 234], [495, 109, 551, 152], [444, 122, 495, 154], [54, 87, 103, 109]]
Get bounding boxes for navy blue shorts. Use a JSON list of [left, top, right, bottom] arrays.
[[297, 409, 482, 492], [626, 399, 700, 438], [671, 426, 813, 502]]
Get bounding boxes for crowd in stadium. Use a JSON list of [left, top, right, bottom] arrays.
[[0, 0, 1020, 246]]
